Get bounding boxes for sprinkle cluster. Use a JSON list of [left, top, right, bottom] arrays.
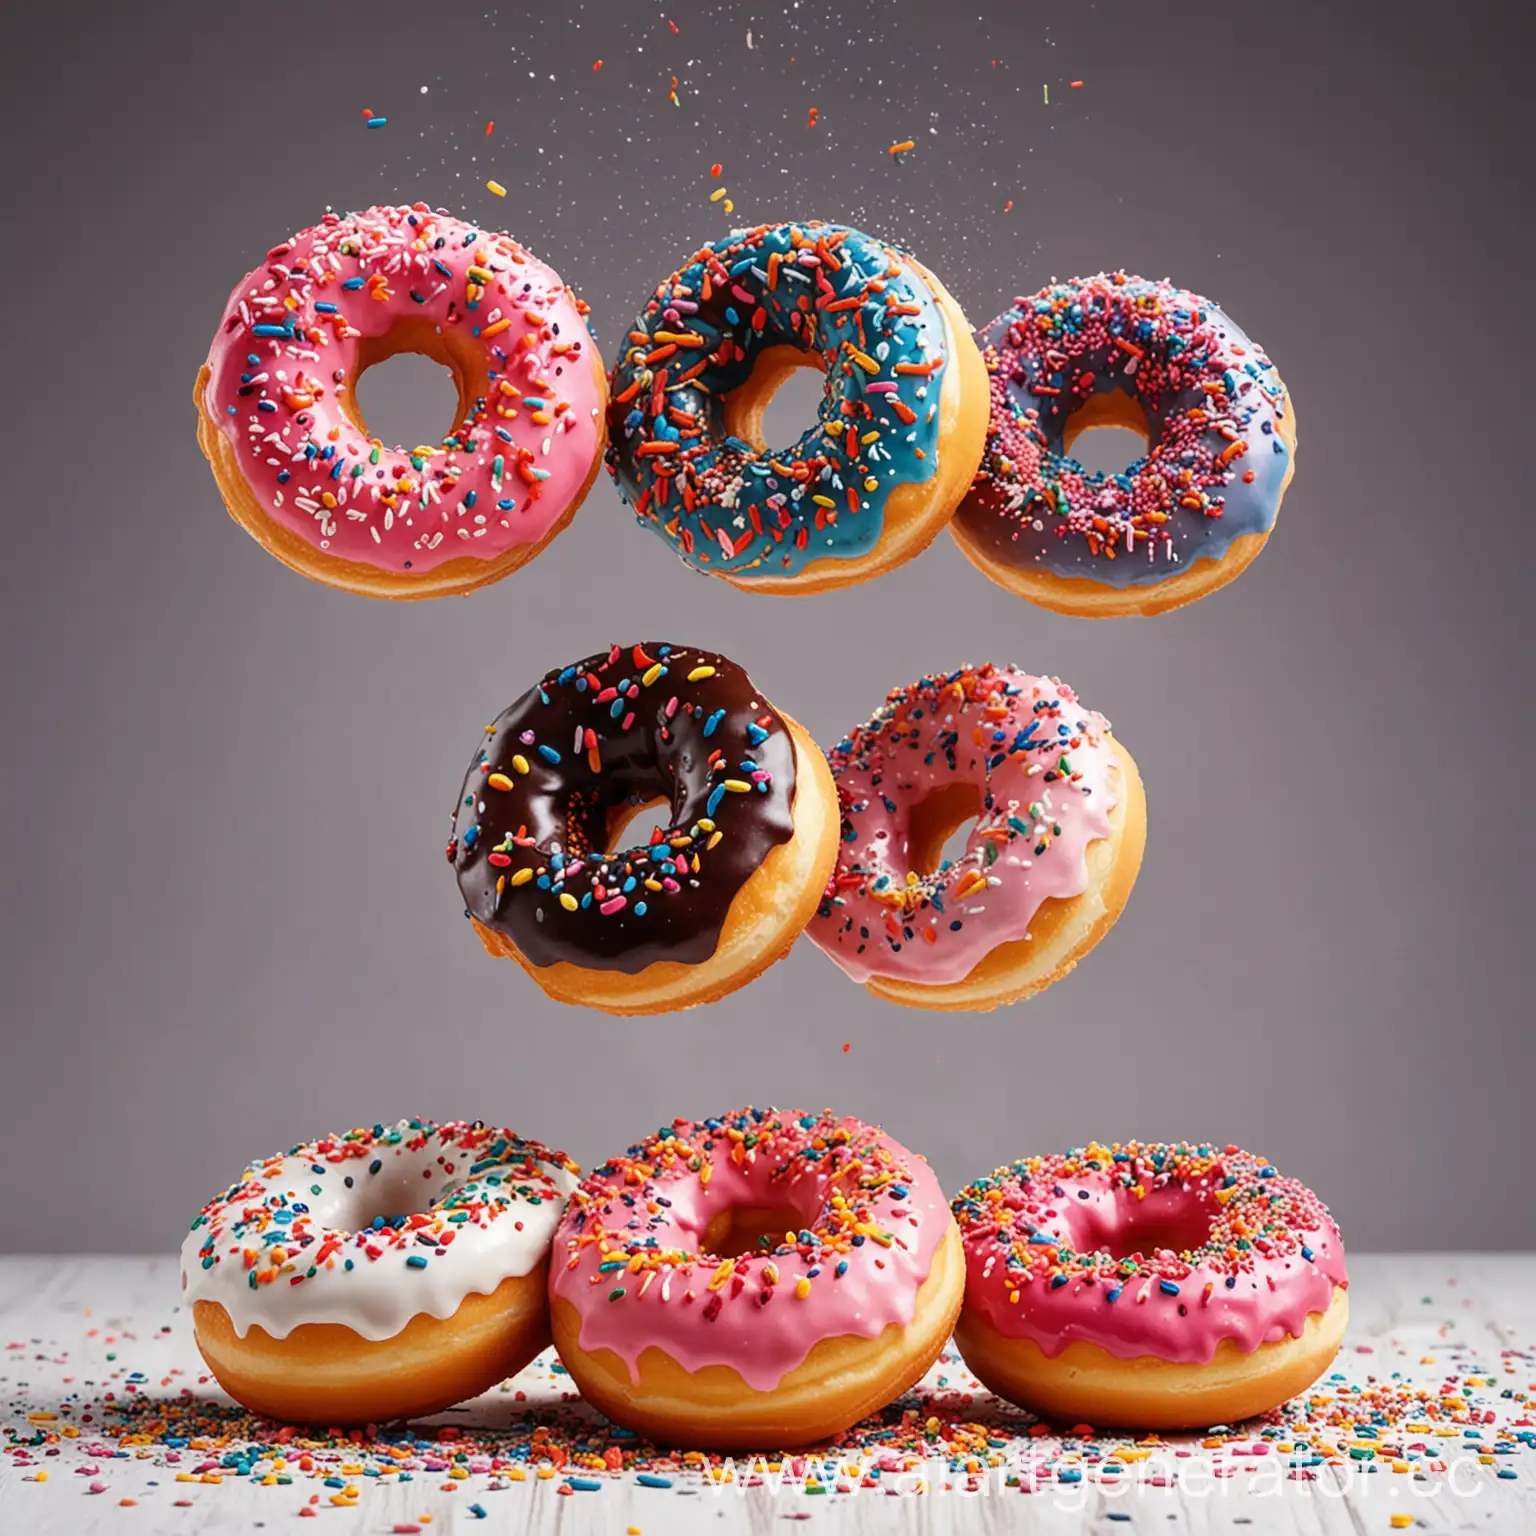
[[953, 1143, 1337, 1299], [186, 1120, 577, 1293], [208, 203, 596, 572], [964, 273, 1290, 578], [5, 1331, 1530, 1509], [562, 1108, 917, 1315], [449, 644, 796, 971], [815, 664, 1111, 966], [606, 222, 947, 579]]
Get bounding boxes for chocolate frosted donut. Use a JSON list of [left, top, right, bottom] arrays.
[[447, 642, 838, 1013]]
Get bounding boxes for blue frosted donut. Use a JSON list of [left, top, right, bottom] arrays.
[[606, 221, 987, 594], [951, 273, 1296, 617]]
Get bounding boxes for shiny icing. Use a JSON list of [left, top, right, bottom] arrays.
[[202, 203, 602, 575], [952, 1143, 1347, 1364], [551, 1108, 953, 1392], [181, 1119, 579, 1341], [606, 221, 949, 580], [447, 642, 797, 973], [956, 273, 1292, 589], [808, 665, 1119, 986]]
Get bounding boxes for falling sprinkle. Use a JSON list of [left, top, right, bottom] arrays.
[[1004, 200, 1015, 212], [487, 180, 507, 197], [806, 105, 819, 128], [593, 59, 603, 70], [1043, 83, 1050, 104], [1070, 79, 1085, 88], [668, 75, 680, 106], [746, 28, 754, 48], [484, 120, 494, 136], [842, 1042, 852, 1053], [710, 162, 722, 177]]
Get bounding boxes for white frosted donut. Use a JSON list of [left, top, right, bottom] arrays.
[[180, 1118, 579, 1424]]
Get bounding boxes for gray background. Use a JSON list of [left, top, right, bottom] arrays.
[[1, 0, 1530, 1253]]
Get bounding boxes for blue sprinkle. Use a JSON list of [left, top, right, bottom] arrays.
[[1159, 1279, 1180, 1296], [539, 744, 562, 764], [406, 1254, 428, 1269]]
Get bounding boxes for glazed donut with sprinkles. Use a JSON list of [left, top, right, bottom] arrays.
[[180, 1119, 579, 1425], [447, 642, 837, 1014], [607, 220, 988, 594], [195, 203, 607, 598], [952, 273, 1296, 616], [951, 1142, 1348, 1429], [808, 664, 1146, 1010], [549, 1107, 964, 1448]]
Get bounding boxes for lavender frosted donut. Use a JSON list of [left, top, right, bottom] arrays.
[[952, 272, 1296, 617]]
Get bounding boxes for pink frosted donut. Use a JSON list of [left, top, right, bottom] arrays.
[[548, 1107, 964, 1448], [950, 1143, 1350, 1429], [807, 664, 1146, 1010], [195, 202, 607, 599]]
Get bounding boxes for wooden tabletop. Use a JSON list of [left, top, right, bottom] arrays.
[[3, 1253, 1532, 1533]]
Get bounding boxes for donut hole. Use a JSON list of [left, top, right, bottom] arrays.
[[1061, 392, 1151, 475], [344, 320, 479, 453], [604, 795, 677, 855], [906, 783, 984, 875], [702, 1204, 809, 1260], [721, 345, 830, 457], [345, 1163, 438, 1230], [1070, 1192, 1215, 1263]]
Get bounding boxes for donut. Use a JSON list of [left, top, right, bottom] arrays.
[[807, 664, 1145, 1011], [951, 273, 1296, 617], [447, 642, 838, 1014], [606, 221, 988, 594], [180, 1119, 579, 1425], [950, 1143, 1349, 1430], [549, 1107, 963, 1449], [195, 203, 607, 599]]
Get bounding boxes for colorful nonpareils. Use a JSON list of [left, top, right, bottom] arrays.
[[952, 272, 1296, 616]]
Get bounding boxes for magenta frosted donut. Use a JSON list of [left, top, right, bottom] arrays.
[[548, 1107, 964, 1448], [951, 1143, 1350, 1429], [806, 663, 1146, 1011], [195, 202, 607, 598]]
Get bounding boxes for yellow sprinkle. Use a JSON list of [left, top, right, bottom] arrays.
[[795, 1277, 812, 1299], [510, 753, 530, 775], [559, 893, 579, 911], [642, 663, 665, 686], [723, 779, 751, 793], [696, 818, 715, 832], [33, 1471, 48, 1483], [511, 866, 534, 887], [863, 477, 879, 492], [1390, 1517, 1414, 1530], [709, 187, 727, 202], [723, 199, 734, 214], [708, 1259, 735, 1290], [812, 494, 836, 508], [508, 1468, 527, 1481], [687, 665, 717, 681], [487, 179, 507, 197], [889, 139, 915, 155], [706, 831, 722, 850], [26, 1413, 57, 1423], [480, 316, 512, 339], [848, 347, 879, 373], [487, 772, 514, 791]]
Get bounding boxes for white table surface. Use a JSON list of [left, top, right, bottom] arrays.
[[3, 1254, 1532, 1533]]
